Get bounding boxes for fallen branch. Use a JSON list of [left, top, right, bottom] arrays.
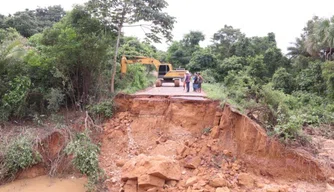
[[85, 111, 103, 132]]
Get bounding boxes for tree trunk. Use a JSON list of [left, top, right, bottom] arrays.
[[111, 26, 122, 93]]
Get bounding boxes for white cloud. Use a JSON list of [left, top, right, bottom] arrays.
[[1, 0, 334, 53]]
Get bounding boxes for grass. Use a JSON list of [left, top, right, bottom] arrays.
[[202, 83, 245, 111]]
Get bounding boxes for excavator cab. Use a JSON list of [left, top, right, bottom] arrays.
[[158, 65, 171, 78]]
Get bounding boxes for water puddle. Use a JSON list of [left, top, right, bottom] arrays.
[[0, 175, 86, 192]]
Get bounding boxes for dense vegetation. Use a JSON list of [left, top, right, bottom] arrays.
[[0, 3, 167, 123]]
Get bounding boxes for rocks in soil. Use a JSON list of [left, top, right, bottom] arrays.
[[210, 126, 220, 139], [185, 176, 198, 187], [121, 154, 181, 181], [121, 154, 181, 191], [116, 159, 126, 167], [216, 187, 230, 192], [184, 156, 201, 169], [237, 173, 255, 188], [138, 175, 165, 188], [208, 177, 229, 187], [124, 179, 137, 192]]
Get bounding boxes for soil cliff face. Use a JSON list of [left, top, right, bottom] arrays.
[[217, 104, 329, 181], [112, 94, 332, 183]]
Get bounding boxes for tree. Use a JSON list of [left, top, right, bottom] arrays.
[[38, 6, 114, 105], [263, 47, 287, 77], [188, 48, 218, 72], [247, 55, 267, 82], [272, 68, 295, 94], [287, 36, 310, 58], [166, 41, 188, 67], [181, 31, 205, 48], [166, 31, 205, 67], [323, 61, 334, 98], [304, 16, 334, 59], [87, 0, 176, 93], [0, 14, 6, 29], [217, 56, 246, 81], [2, 6, 66, 38], [211, 25, 243, 59], [5, 10, 39, 38]]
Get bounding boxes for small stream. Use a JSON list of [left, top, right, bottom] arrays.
[[0, 175, 86, 192]]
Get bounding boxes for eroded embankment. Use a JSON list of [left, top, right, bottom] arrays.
[[114, 94, 332, 181], [0, 129, 74, 184], [110, 94, 334, 185]]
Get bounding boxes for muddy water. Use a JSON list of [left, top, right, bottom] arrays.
[[0, 175, 86, 192]]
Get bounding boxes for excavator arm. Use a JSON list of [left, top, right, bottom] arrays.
[[120, 55, 182, 87], [121, 55, 173, 74]]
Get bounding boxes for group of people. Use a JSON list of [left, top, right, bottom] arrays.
[[183, 72, 203, 93]]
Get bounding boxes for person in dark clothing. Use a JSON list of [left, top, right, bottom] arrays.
[[193, 72, 198, 92], [185, 72, 191, 92]]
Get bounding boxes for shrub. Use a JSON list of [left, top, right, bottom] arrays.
[[65, 130, 104, 191], [1, 135, 41, 180], [115, 64, 155, 94], [87, 100, 114, 121], [45, 88, 65, 112], [2, 76, 31, 118], [272, 68, 295, 94]]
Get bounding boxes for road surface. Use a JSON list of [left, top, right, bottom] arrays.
[[134, 82, 206, 98]]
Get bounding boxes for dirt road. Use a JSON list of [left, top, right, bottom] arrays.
[[134, 82, 206, 97]]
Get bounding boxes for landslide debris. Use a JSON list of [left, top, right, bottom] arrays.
[[99, 95, 334, 192]]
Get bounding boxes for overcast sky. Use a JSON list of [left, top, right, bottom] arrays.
[[1, 0, 333, 54]]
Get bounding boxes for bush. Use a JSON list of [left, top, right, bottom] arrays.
[[65, 130, 104, 191], [1, 135, 41, 180], [87, 100, 114, 121], [115, 64, 156, 94], [45, 88, 65, 112], [2, 76, 31, 118], [272, 68, 295, 94]]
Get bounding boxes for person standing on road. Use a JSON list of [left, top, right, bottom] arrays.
[[183, 72, 187, 90], [197, 72, 203, 93], [185, 72, 191, 92], [193, 72, 198, 92]]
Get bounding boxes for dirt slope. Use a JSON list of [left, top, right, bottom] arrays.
[[99, 94, 334, 192]]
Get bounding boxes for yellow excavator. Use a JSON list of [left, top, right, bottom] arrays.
[[121, 55, 188, 87]]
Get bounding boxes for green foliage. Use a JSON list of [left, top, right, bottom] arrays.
[[217, 56, 246, 80], [2, 135, 42, 180], [188, 48, 218, 72], [119, 37, 158, 58], [295, 61, 325, 94], [323, 61, 334, 99], [88, 100, 114, 121], [87, 0, 176, 43], [247, 55, 267, 82], [45, 88, 65, 112], [2, 76, 31, 118], [166, 31, 205, 68], [116, 64, 155, 94], [211, 25, 243, 60], [1, 6, 66, 38], [200, 69, 217, 83], [65, 130, 104, 191], [272, 68, 295, 94]]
